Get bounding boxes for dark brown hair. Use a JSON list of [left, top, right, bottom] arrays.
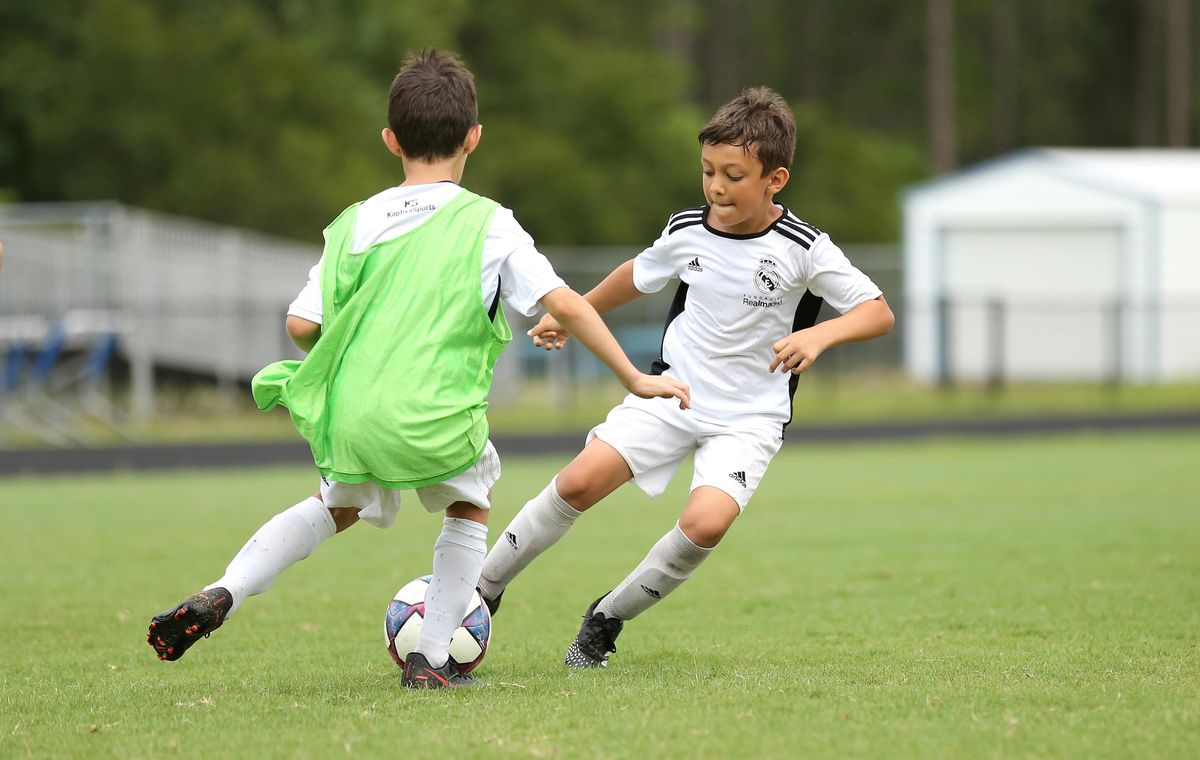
[[387, 47, 478, 161], [697, 87, 796, 174]]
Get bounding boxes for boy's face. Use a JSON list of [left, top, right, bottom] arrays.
[[701, 142, 788, 235]]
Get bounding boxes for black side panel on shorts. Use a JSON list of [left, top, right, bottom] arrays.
[[783, 289, 826, 433], [650, 282, 690, 375]]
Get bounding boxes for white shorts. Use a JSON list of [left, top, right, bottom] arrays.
[[587, 396, 783, 510], [318, 441, 501, 529]]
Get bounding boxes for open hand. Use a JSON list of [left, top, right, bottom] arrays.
[[628, 374, 691, 410], [527, 314, 569, 350]]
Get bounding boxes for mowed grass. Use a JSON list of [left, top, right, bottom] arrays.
[[2, 433, 1198, 758]]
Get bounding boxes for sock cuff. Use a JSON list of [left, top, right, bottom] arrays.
[[546, 476, 583, 523], [439, 517, 488, 549], [293, 496, 336, 542], [668, 522, 713, 567]]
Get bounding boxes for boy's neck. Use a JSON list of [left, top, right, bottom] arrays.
[[708, 199, 782, 236], [400, 155, 467, 187], [755, 200, 783, 231]]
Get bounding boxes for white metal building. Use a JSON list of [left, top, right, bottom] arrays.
[[903, 148, 1200, 384]]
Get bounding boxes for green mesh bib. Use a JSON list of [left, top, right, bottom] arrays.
[[252, 189, 511, 488]]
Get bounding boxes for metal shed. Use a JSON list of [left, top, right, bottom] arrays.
[[903, 149, 1200, 384]]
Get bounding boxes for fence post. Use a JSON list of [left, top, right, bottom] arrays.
[[120, 208, 157, 420], [936, 294, 953, 388], [1106, 298, 1124, 389], [985, 297, 1006, 393], [217, 230, 241, 408]]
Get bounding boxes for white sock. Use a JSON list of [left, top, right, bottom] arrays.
[[478, 477, 582, 600], [596, 523, 713, 621], [205, 496, 336, 617], [417, 517, 488, 669]]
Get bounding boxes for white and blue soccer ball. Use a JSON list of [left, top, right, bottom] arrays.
[[385, 575, 491, 674]]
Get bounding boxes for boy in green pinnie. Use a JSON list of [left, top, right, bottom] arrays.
[[146, 48, 689, 688]]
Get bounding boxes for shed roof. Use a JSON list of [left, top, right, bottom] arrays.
[[908, 148, 1200, 205]]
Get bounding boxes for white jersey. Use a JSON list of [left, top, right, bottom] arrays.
[[633, 204, 882, 430], [288, 182, 566, 324]]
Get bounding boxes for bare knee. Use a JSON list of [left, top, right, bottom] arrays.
[[678, 512, 736, 548], [446, 501, 489, 524], [328, 507, 360, 533], [313, 490, 359, 533], [554, 470, 603, 510], [678, 487, 741, 548], [556, 443, 632, 511]]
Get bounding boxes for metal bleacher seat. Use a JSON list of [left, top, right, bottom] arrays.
[[0, 311, 127, 445]]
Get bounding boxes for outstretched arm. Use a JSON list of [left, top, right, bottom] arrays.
[[530, 259, 643, 349], [770, 295, 895, 374], [540, 286, 689, 408]]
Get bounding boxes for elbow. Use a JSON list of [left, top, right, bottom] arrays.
[[542, 288, 587, 324], [880, 304, 896, 335], [869, 297, 895, 337], [286, 315, 320, 346]]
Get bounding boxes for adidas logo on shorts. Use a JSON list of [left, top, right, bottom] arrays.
[[729, 470, 747, 487], [505, 531, 518, 550], [639, 584, 662, 598]]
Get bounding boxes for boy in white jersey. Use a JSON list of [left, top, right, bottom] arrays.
[[145, 48, 689, 688], [478, 87, 894, 668]]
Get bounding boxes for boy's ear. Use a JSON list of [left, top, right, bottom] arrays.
[[462, 124, 483, 156], [768, 166, 790, 194], [381, 128, 405, 158]]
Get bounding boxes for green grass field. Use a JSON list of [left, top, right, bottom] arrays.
[[3, 378, 1198, 446], [2, 432, 1198, 758]]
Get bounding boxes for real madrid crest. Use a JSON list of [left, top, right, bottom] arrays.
[[753, 258, 780, 294]]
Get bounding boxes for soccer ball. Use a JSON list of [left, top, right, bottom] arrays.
[[384, 575, 491, 674]]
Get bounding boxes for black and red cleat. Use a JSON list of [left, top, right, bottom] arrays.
[[147, 588, 233, 661], [401, 652, 483, 689]]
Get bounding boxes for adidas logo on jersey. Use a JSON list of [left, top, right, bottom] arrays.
[[687, 257, 703, 272], [505, 531, 518, 550], [639, 584, 662, 598], [729, 471, 747, 487]]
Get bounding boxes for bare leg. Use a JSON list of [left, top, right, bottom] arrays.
[[479, 439, 631, 600]]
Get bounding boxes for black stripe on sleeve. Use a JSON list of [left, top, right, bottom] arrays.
[[668, 218, 704, 235], [784, 215, 822, 237], [649, 281, 689, 375], [783, 290, 825, 434], [774, 226, 815, 249], [777, 219, 817, 243], [667, 207, 705, 235], [668, 206, 705, 224]]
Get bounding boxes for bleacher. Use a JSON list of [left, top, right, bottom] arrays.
[[0, 201, 902, 442]]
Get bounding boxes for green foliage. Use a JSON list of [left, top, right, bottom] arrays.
[[782, 106, 927, 241], [0, 0, 1188, 246], [2, 433, 1199, 757]]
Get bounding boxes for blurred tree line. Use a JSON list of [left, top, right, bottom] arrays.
[[0, 0, 1193, 246]]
